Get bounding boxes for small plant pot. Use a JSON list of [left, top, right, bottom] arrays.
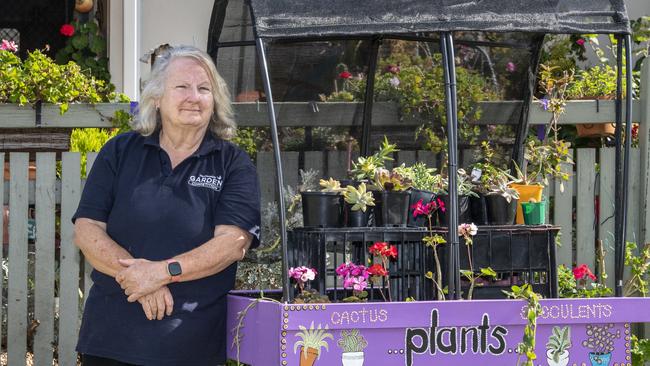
[[341, 351, 364, 366], [345, 204, 371, 227], [373, 191, 411, 227], [510, 184, 544, 224], [484, 194, 517, 225], [437, 195, 471, 226], [521, 200, 547, 225], [469, 194, 488, 225], [407, 188, 436, 227], [298, 346, 319, 366], [576, 123, 616, 138], [301, 192, 342, 228], [547, 349, 570, 366], [588, 352, 612, 366]]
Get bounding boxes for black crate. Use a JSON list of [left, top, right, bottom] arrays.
[[287, 225, 560, 302], [434, 225, 560, 299], [288, 227, 429, 302]]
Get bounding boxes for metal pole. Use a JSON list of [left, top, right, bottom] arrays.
[[614, 35, 624, 297], [255, 37, 290, 302], [441, 33, 460, 300], [361, 37, 382, 156], [616, 35, 634, 297]]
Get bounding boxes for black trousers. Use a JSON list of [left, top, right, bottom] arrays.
[[81, 354, 140, 366]]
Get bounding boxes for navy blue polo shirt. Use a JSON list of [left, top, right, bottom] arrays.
[[73, 130, 261, 365]]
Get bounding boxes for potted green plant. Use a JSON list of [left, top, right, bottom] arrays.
[[301, 178, 344, 228], [436, 168, 478, 227], [566, 64, 618, 138], [349, 136, 398, 182], [546, 326, 571, 366], [484, 173, 520, 225], [337, 329, 367, 366], [402, 162, 442, 227], [293, 321, 334, 366], [371, 167, 412, 227], [342, 183, 375, 227]]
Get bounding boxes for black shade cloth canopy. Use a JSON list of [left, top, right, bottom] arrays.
[[250, 0, 631, 38]]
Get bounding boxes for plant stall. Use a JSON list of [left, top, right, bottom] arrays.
[[210, 1, 650, 365]]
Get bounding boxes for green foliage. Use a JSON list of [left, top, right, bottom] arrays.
[[631, 334, 650, 366], [70, 128, 120, 178], [521, 138, 573, 188], [232, 127, 262, 160], [55, 20, 110, 82], [337, 329, 368, 353], [504, 284, 542, 366], [292, 288, 331, 304], [546, 326, 572, 363], [293, 321, 334, 360], [557, 265, 612, 298], [349, 136, 398, 181], [405, 162, 441, 191], [539, 35, 588, 76], [566, 64, 621, 99], [623, 242, 650, 297], [343, 183, 375, 212], [0, 48, 126, 114], [373, 167, 412, 192]]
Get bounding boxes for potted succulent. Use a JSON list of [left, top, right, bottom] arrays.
[[546, 326, 572, 366], [484, 173, 520, 225], [337, 329, 367, 366], [293, 321, 334, 366], [349, 136, 398, 182], [436, 168, 477, 227], [342, 183, 375, 227], [371, 167, 412, 227], [469, 141, 508, 225], [301, 178, 344, 228]]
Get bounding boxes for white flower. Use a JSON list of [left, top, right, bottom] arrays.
[[389, 76, 400, 87]]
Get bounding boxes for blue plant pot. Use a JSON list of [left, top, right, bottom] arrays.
[[589, 352, 612, 366]]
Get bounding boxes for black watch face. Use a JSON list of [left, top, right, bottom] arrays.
[[168, 262, 182, 276]]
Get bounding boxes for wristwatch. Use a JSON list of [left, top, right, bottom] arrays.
[[166, 259, 182, 282]]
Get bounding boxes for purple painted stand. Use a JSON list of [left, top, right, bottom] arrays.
[[227, 295, 650, 366]]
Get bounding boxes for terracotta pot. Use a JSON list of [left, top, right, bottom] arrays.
[[576, 123, 616, 138], [298, 346, 318, 366], [75, 0, 94, 13], [4, 162, 36, 181]]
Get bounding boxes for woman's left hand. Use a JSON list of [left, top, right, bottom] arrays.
[[116, 258, 169, 302]]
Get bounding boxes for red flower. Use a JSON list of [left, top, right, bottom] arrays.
[[339, 71, 352, 79], [632, 124, 639, 141], [369, 241, 388, 256], [437, 198, 446, 213], [576, 38, 585, 46], [385, 245, 398, 259], [60, 24, 75, 37], [572, 264, 597, 281], [368, 264, 388, 277]]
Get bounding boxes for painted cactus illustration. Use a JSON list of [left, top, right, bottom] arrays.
[[546, 326, 571, 366], [294, 321, 334, 366], [338, 329, 368, 366], [582, 324, 621, 366]]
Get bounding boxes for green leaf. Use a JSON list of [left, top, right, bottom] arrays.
[[90, 37, 105, 55], [71, 36, 89, 50]]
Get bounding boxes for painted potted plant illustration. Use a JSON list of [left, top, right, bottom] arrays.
[[293, 321, 334, 366], [337, 329, 368, 366], [546, 326, 572, 366], [582, 324, 621, 366]]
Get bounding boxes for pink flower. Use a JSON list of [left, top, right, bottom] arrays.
[[573, 264, 597, 281], [60, 24, 75, 37], [288, 266, 317, 284], [576, 38, 585, 46], [505, 62, 516, 73], [437, 198, 446, 213], [411, 199, 432, 218], [385, 64, 400, 74], [0, 39, 18, 52], [339, 71, 352, 79], [344, 276, 368, 292], [336, 262, 350, 277], [458, 223, 478, 237]]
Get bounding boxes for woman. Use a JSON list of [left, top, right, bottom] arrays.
[[73, 45, 261, 366]]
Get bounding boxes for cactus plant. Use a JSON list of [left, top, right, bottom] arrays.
[[337, 329, 368, 353]]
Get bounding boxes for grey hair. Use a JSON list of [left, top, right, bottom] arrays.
[[134, 45, 236, 140]]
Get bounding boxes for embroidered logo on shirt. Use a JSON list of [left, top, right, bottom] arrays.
[[188, 175, 223, 191]]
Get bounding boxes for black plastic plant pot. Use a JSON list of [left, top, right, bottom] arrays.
[[407, 188, 436, 227], [484, 194, 518, 225], [373, 191, 411, 227], [470, 194, 489, 225], [437, 195, 471, 226], [301, 191, 342, 227], [345, 204, 371, 227]]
